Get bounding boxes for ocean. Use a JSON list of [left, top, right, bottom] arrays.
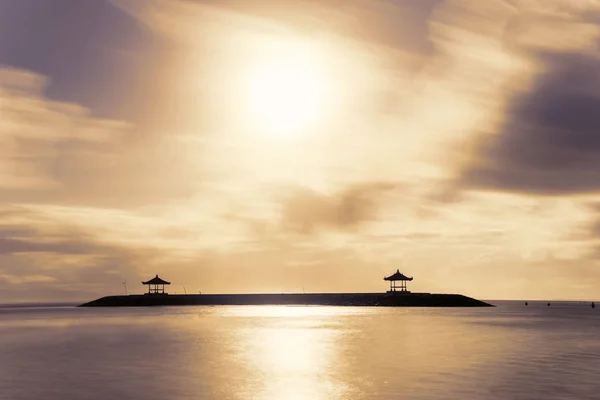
[[1, 301, 599, 400]]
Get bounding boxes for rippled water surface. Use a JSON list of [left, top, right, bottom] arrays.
[[1, 301, 599, 399]]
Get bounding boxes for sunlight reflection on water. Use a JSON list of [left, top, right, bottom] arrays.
[[1, 303, 599, 399]]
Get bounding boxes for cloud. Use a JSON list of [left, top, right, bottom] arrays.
[[460, 51, 600, 195], [455, 2, 600, 195], [0, 67, 48, 94], [0, 236, 99, 256], [0, 205, 148, 302], [113, 0, 440, 53], [0, 274, 56, 284], [0, 65, 202, 207], [0, 66, 130, 143], [278, 183, 401, 234], [0, 66, 131, 192]]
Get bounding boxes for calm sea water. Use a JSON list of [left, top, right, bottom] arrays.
[[1, 301, 599, 400]]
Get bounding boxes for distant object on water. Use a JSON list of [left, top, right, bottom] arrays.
[[80, 271, 493, 307], [592, 302, 595, 309], [525, 302, 528, 306], [547, 302, 551, 307]]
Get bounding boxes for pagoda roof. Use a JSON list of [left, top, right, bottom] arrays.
[[384, 269, 413, 281], [142, 275, 171, 285]]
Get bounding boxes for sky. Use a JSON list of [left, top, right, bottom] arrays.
[[1, 0, 599, 302]]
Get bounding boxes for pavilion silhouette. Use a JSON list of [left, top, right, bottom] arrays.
[[142, 275, 171, 295], [384, 269, 413, 293]]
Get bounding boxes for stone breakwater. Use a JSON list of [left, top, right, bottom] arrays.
[[79, 292, 493, 307]]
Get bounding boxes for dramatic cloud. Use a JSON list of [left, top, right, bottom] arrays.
[[0, 65, 201, 208], [460, 52, 600, 194], [457, 3, 600, 195]]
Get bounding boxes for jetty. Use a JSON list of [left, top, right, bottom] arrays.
[[79, 271, 493, 307]]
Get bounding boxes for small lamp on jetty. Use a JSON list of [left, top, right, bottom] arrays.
[[384, 269, 413, 293], [142, 275, 171, 295]]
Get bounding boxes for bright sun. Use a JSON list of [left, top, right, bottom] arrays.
[[245, 49, 327, 136]]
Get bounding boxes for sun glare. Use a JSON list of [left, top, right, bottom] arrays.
[[245, 47, 327, 136]]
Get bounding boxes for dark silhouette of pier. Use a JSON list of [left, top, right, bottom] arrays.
[[79, 272, 493, 308]]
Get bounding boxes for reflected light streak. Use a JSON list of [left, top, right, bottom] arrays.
[[239, 306, 351, 400]]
